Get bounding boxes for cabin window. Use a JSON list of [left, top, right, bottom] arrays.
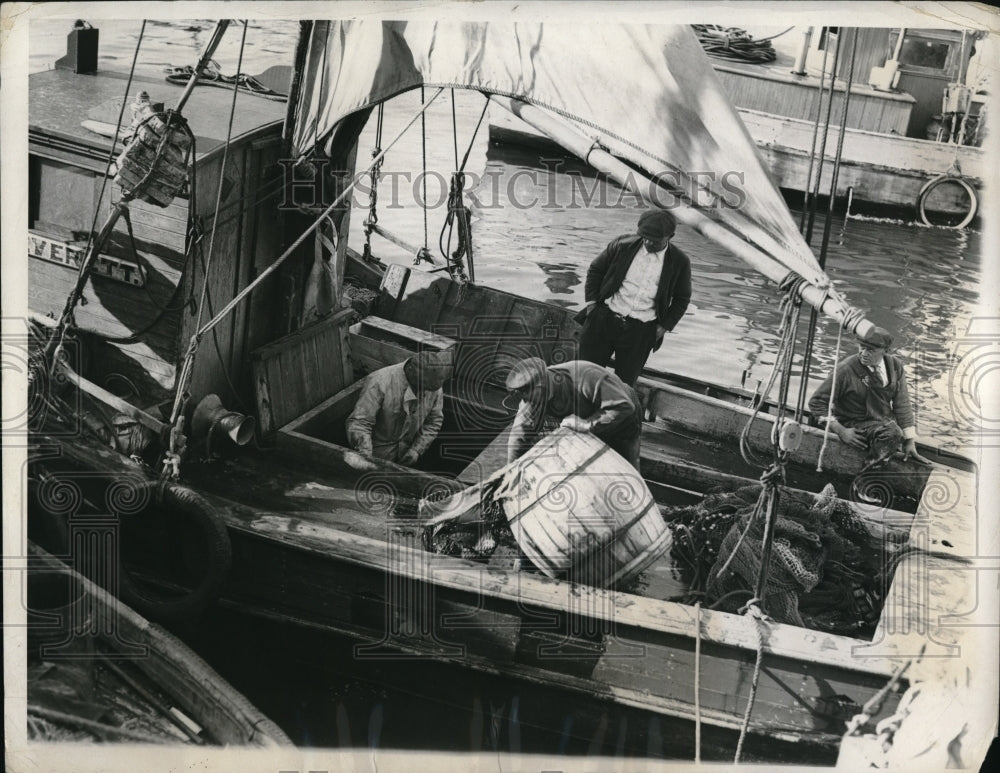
[[898, 38, 951, 70], [815, 27, 839, 51], [29, 156, 98, 238], [890, 29, 961, 77]]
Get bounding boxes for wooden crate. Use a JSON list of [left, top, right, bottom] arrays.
[[250, 308, 355, 436], [348, 315, 456, 376]]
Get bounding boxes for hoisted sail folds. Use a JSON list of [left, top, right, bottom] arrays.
[[292, 21, 865, 329]]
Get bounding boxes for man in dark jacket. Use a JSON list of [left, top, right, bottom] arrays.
[[808, 326, 929, 465], [576, 209, 692, 386], [505, 357, 642, 470]]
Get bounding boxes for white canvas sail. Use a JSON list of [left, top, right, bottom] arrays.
[[292, 21, 835, 298]]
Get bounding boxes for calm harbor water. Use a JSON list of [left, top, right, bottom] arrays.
[[26, 18, 987, 759]]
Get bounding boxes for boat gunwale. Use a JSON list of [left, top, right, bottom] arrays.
[[220, 490, 904, 679], [26, 542, 293, 747]]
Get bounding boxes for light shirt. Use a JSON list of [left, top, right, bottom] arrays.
[[868, 359, 888, 387], [867, 358, 915, 438], [606, 243, 665, 322], [345, 361, 444, 462]]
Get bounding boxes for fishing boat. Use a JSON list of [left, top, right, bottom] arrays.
[[490, 25, 988, 228], [22, 19, 995, 765], [25, 541, 292, 746]]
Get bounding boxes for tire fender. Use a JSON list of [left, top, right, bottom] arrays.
[[118, 482, 232, 622]]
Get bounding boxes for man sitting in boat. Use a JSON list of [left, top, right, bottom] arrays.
[[808, 327, 930, 466], [576, 209, 692, 386], [345, 350, 454, 466], [505, 357, 642, 469]]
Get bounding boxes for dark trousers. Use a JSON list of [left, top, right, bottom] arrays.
[[848, 418, 905, 463], [578, 304, 658, 386]]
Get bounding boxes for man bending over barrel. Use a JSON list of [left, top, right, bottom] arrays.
[[808, 326, 930, 466], [505, 357, 643, 470]]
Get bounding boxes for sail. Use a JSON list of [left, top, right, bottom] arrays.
[[292, 21, 826, 287]]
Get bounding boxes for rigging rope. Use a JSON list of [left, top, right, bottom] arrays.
[[419, 86, 430, 261], [438, 96, 491, 283], [162, 88, 448, 478], [804, 31, 843, 244], [816, 320, 847, 473], [363, 104, 385, 261], [44, 21, 147, 367], [161, 21, 249, 481], [739, 273, 805, 467], [799, 39, 832, 234], [734, 603, 768, 763], [694, 601, 702, 765]]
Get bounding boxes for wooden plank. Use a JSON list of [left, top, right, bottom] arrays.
[[230, 503, 900, 677], [273, 429, 464, 501], [244, 142, 288, 359], [250, 308, 357, 435], [737, 108, 985, 181], [639, 378, 934, 502], [28, 545, 290, 747], [358, 316, 458, 351], [348, 334, 414, 376]]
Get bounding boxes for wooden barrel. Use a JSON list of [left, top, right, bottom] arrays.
[[493, 428, 671, 587]]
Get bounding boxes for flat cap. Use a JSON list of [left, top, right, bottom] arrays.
[[858, 326, 893, 350], [637, 209, 677, 239], [505, 356, 547, 391]]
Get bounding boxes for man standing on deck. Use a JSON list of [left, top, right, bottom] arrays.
[[505, 357, 642, 470], [576, 209, 692, 386], [346, 350, 453, 465], [808, 327, 930, 465]]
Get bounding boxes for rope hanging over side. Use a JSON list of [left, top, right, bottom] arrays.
[[734, 602, 769, 763], [693, 601, 702, 765]]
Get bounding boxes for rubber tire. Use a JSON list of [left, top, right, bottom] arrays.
[[917, 174, 978, 229], [118, 483, 232, 623]]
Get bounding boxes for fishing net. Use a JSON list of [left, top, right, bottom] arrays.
[[665, 482, 889, 635], [424, 477, 521, 570]]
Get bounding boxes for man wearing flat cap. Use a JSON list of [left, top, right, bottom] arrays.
[[505, 357, 642, 469], [808, 327, 929, 465], [346, 349, 454, 466], [576, 208, 692, 386]]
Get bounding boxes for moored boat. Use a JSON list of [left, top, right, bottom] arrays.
[[490, 25, 989, 227], [20, 17, 995, 766], [26, 542, 292, 747]]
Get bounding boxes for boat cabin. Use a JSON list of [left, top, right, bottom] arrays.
[[713, 27, 982, 140]]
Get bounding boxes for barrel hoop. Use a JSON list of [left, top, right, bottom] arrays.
[[572, 495, 660, 560], [607, 525, 674, 586], [505, 441, 612, 527]]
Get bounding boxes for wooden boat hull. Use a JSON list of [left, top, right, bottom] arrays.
[[488, 106, 984, 214], [28, 428, 906, 753], [26, 543, 292, 747]]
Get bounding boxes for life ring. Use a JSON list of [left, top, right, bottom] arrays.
[[117, 482, 232, 622], [917, 174, 978, 229]]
